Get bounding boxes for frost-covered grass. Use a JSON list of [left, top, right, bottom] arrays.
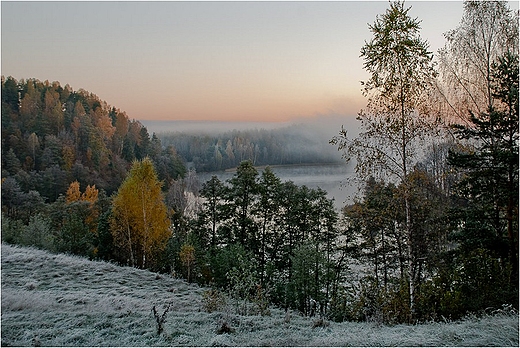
[[2, 243, 518, 346]]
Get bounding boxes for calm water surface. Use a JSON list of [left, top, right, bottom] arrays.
[[197, 163, 357, 211]]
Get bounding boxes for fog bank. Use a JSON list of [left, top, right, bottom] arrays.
[[140, 113, 360, 139]]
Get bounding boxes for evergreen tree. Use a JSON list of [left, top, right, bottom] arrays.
[[196, 175, 227, 249], [254, 166, 282, 285], [448, 52, 519, 287], [226, 161, 259, 249]]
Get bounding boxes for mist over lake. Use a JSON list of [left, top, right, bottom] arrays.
[[141, 117, 360, 211]]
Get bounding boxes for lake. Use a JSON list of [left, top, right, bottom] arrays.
[[197, 163, 358, 212]]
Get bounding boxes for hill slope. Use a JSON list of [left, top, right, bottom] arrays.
[[1, 244, 518, 347]]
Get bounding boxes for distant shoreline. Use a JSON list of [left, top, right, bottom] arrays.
[[222, 162, 346, 173]]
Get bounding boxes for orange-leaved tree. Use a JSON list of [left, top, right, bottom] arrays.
[[65, 180, 99, 231], [110, 157, 171, 269], [59, 181, 100, 255]]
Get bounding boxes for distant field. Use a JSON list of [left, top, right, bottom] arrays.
[[2, 244, 518, 347]]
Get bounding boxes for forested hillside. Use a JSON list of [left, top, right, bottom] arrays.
[[1, 76, 186, 202], [0, 77, 345, 318]]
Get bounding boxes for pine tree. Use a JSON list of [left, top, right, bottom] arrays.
[[226, 160, 259, 249]]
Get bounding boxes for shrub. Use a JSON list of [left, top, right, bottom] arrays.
[[21, 214, 54, 250], [251, 284, 271, 316], [202, 289, 227, 313], [312, 317, 330, 328], [1, 214, 24, 245], [216, 320, 235, 334], [227, 251, 257, 315]]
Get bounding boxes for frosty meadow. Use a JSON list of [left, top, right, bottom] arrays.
[[1, 244, 518, 347]]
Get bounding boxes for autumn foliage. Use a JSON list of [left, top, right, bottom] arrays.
[[111, 157, 171, 268]]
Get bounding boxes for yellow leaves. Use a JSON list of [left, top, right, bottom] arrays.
[[91, 106, 115, 140], [65, 181, 99, 231], [110, 157, 171, 268], [82, 184, 99, 204]]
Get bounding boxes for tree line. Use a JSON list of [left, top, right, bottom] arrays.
[[159, 124, 342, 172], [1, 0, 518, 324]]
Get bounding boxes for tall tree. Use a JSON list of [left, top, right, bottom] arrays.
[[331, 1, 438, 318], [111, 157, 171, 268], [226, 161, 259, 249], [448, 51, 519, 286], [344, 178, 399, 288], [43, 89, 64, 134], [254, 166, 282, 285], [1, 76, 20, 114]]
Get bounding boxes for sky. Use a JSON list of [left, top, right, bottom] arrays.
[[1, 1, 505, 123]]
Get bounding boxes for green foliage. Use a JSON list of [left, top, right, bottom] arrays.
[[448, 51, 519, 289], [56, 210, 92, 256], [94, 210, 114, 260], [226, 249, 258, 315], [413, 248, 518, 322], [22, 214, 54, 250], [287, 242, 327, 316], [208, 243, 250, 289], [226, 161, 259, 248], [2, 1, 518, 325], [194, 175, 227, 249], [1, 212, 54, 250], [1, 213, 22, 245]]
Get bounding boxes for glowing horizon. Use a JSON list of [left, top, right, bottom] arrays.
[[1, 1, 488, 123]]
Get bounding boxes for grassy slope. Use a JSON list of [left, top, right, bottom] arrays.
[[1, 244, 518, 347]]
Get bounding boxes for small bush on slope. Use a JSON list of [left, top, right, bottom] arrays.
[[2, 244, 518, 347]]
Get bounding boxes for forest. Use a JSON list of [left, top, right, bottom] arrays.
[[1, 1, 518, 325], [158, 123, 342, 172]]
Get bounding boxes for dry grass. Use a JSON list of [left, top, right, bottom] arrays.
[[2, 243, 518, 346]]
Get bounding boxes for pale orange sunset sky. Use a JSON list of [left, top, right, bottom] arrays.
[[3, 1, 514, 123]]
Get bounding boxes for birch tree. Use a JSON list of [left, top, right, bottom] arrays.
[[111, 157, 171, 268], [437, 0, 518, 124], [331, 1, 437, 318]]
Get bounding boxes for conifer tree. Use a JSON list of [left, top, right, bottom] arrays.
[[227, 160, 259, 249], [448, 51, 519, 287]]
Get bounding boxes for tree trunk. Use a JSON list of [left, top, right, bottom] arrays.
[[405, 196, 415, 319]]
